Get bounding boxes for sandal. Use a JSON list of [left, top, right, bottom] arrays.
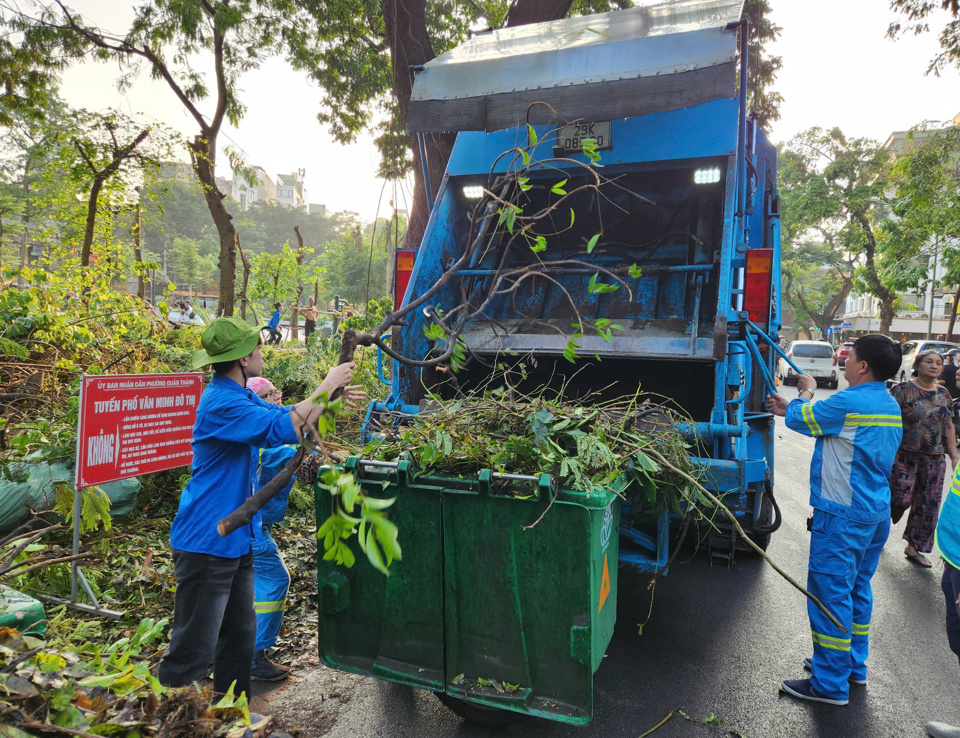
[[905, 551, 932, 568]]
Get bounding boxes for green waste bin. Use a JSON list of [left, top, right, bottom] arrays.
[[316, 458, 620, 725], [0, 585, 46, 637]]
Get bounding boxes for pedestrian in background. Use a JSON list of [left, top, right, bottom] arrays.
[[925, 461, 960, 738], [244, 374, 365, 681], [890, 349, 959, 568], [766, 334, 903, 706], [300, 298, 318, 344], [266, 302, 283, 346]]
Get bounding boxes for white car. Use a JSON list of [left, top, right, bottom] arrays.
[[778, 340, 839, 389], [896, 339, 960, 383]]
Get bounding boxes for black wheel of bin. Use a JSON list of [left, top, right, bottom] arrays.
[[435, 692, 527, 727], [749, 482, 781, 552]]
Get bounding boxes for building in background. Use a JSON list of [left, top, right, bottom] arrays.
[[232, 166, 275, 211], [276, 170, 306, 209], [308, 202, 326, 216]]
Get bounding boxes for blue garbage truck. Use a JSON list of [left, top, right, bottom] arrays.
[[320, 0, 791, 725]]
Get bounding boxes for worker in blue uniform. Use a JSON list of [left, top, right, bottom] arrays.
[[244, 375, 365, 682], [766, 334, 903, 706], [266, 302, 283, 345], [157, 316, 356, 699], [925, 463, 960, 737]]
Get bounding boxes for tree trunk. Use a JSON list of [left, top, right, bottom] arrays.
[[20, 160, 30, 272], [236, 233, 253, 321], [385, 0, 570, 250], [134, 197, 145, 300], [947, 285, 960, 341], [80, 178, 105, 268], [190, 134, 236, 317], [290, 226, 305, 341], [879, 295, 896, 335]]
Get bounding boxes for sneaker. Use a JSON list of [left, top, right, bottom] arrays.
[[780, 678, 848, 706], [927, 722, 960, 738], [250, 649, 290, 682], [802, 657, 867, 686]]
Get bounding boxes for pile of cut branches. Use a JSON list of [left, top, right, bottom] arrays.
[[368, 388, 708, 522]]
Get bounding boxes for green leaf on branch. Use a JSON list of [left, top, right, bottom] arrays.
[[586, 233, 601, 254], [587, 273, 618, 295], [551, 179, 568, 195]]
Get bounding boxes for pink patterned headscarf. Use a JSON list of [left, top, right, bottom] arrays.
[[246, 377, 273, 396]]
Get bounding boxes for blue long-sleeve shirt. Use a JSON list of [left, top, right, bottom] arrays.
[[936, 465, 960, 569], [784, 381, 903, 524], [170, 374, 299, 557], [268, 310, 281, 329]]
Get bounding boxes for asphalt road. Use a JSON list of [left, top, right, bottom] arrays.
[[278, 375, 960, 738]]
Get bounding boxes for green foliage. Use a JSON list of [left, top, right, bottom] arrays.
[[778, 127, 893, 331], [368, 386, 703, 522], [889, 0, 960, 76]]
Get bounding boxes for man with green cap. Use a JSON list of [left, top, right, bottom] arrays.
[[157, 316, 356, 699]]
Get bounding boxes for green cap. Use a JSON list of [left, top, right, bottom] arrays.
[[191, 316, 260, 369]]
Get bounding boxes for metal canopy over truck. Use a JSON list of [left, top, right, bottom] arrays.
[[321, 0, 798, 727], [407, 0, 744, 133]]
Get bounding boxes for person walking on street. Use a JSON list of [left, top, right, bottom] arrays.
[[300, 297, 318, 344], [266, 302, 283, 345], [157, 316, 356, 699], [243, 376, 365, 681], [766, 334, 903, 706], [925, 459, 960, 737], [890, 349, 959, 568]]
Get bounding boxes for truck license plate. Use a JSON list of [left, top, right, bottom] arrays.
[[557, 122, 612, 153]]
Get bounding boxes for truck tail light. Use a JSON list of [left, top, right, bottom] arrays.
[[395, 248, 416, 310], [744, 248, 773, 323]]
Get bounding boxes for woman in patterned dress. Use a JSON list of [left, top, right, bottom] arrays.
[[890, 350, 960, 567]]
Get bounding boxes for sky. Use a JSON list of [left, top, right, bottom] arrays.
[[55, 0, 960, 221]]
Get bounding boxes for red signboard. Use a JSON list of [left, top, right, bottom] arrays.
[[75, 373, 205, 490]]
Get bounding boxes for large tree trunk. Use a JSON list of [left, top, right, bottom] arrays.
[[190, 134, 236, 317], [947, 285, 960, 341], [879, 294, 896, 335], [80, 178, 105, 268], [386, 0, 573, 250]]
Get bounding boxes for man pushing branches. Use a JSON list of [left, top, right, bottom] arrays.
[[157, 316, 362, 699]]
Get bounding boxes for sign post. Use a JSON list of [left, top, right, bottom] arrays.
[[58, 373, 204, 618]]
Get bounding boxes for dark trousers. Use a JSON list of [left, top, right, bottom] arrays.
[[304, 319, 315, 342], [158, 549, 256, 698], [942, 560, 960, 667]]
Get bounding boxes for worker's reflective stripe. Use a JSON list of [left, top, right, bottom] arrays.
[[852, 622, 870, 636], [845, 413, 902, 427], [254, 599, 285, 614], [811, 631, 851, 651], [802, 403, 822, 435], [951, 477, 960, 497]]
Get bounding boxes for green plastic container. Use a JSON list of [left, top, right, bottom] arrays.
[[0, 585, 46, 637], [316, 458, 620, 724]]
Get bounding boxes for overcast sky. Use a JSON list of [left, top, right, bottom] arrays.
[[57, 0, 960, 220]]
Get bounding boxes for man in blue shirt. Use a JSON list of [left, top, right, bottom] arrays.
[[157, 316, 355, 699], [266, 302, 283, 345], [766, 334, 903, 706]]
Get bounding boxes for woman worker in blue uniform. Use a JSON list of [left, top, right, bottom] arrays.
[[766, 334, 903, 706], [243, 375, 365, 681]]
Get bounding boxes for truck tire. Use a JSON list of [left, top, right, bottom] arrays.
[[749, 482, 781, 552], [435, 693, 526, 727]]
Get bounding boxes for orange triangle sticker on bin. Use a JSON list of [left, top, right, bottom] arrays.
[[598, 554, 611, 613]]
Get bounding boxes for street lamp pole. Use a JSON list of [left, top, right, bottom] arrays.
[[926, 241, 939, 340]]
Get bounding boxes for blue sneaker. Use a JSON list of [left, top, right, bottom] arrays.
[[780, 678, 848, 706], [802, 657, 867, 686]]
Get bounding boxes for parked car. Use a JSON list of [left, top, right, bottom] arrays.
[[837, 341, 855, 367], [896, 339, 960, 382], [778, 340, 838, 389]]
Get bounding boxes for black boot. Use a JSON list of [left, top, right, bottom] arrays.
[[250, 649, 290, 681]]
